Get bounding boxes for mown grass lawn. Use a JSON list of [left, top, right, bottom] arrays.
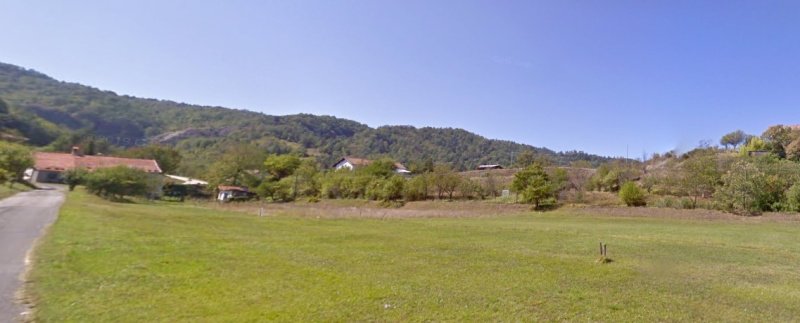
[[28, 190, 800, 321]]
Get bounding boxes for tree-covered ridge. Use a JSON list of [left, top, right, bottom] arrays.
[[0, 61, 613, 175]]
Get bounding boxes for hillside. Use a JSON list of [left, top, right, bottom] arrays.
[[0, 62, 613, 175]]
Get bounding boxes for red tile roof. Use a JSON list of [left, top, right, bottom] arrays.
[[33, 152, 162, 173]]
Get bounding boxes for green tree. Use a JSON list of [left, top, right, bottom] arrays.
[[403, 174, 429, 201], [459, 179, 484, 200], [84, 166, 150, 200], [511, 163, 554, 208], [263, 154, 302, 180], [0, 141, 34, 186], [677, 153, 721, 208], [381, 175, 405, 201], [255, 179, 294, 202], [761, 125, 797, 158], [739, 136, 769, 157], [483, 172, 499, 198], [320, 170, 351, 199], [785, 183, 800, 212], [62, 168, 88, 191], [430, 164, 462, 200], [619, 181, 646, 206], [588, 160, 643, 192], [121, 145, 183, 174], [293, 159, 321, 198], [550, 168, 570, 193], [207, 145, 266, 188], [715, 161, 768, 214], [720, 130, 746, 149], [786, 138, 800, 161], [359, 158, 397, 178]]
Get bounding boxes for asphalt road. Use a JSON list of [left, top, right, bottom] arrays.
[[0, 187, 64, 322]]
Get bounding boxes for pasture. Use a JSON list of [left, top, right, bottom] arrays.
[[27, 190, 800, 321]]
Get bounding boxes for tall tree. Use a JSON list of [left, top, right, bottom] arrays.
[[207, 145, 266, 188], [720, 130, 746, 149], [511, 163, 554, 208], [715, 161, 767, 214], [263, 154, 302, 180], [0, 142, 34, 186], [430, 164, 462, 200], [678, 153, 721, 208], [762, 125, 796, 157]]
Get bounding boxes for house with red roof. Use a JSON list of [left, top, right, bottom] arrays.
[[31, 147, 162, 183]]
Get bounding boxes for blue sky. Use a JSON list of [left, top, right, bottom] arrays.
[[3, 1, 800, 157]]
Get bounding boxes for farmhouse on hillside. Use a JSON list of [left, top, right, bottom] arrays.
[[332, 156, 411, 174], [30, 147, 163, 183]]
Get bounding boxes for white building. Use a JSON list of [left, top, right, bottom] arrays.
[[332, 156, 411, 174]]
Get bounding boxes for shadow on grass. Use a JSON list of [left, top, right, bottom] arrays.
[[100, 196, 137, 204], [531, 203, 562, 212]]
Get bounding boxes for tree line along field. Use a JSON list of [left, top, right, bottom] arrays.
[[26, 189, 800, 321]]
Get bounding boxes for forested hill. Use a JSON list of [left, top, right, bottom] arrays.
[[0, 61, 613, 174]]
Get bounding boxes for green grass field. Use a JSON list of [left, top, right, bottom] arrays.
[[28, 190, 800, 321]]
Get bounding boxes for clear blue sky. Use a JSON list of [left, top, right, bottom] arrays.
[[3, 1, 800, 157]]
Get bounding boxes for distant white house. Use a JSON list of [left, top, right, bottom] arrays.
[[333, 156, 411, 174]]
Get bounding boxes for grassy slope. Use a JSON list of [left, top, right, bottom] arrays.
[[29, 190, 800, 321]]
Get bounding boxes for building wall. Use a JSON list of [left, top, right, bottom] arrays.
[[33, 170, 63, 183]]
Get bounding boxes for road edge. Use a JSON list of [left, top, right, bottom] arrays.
[[13, 187, 66, 322]]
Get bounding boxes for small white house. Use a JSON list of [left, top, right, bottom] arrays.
[[332, 156, 410, 174]]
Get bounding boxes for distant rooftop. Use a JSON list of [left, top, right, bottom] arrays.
[[33, 151, 162, 173]]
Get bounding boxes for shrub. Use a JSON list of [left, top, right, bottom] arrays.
[[85, 166, 150, 200], [320, 171, 348, 199], [63, 168, 88, 191], [381, 176, 405, 201], [459, 179, 484, 200], [786, 183, 800, 212], [0, 142, 33, 186], [272, 177, 295, 202], [619, 182, 646, 206], [713, 159, 793, 214], [511, 163, 554, 208], [403, 175, 429, 201]]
